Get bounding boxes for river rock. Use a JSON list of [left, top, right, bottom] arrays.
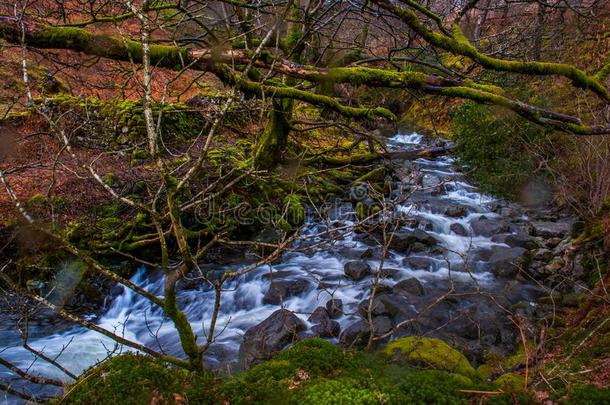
[[326, 299, 344, 318], [533, 248, 553, 262], [373, 316, 393, 335], [445, 205, 468, 218], [450, 223, 468, 236], [344, 261, 372, 281], [239, 309, 305, 368], [380, 268, 402, 279], [359, 297, 390, 317], [530, 220, 573, 238], [308, 306, 330, 323], [470, 216, 511, 237], [263, 279, 311, 305], [377, 294, 416, 319], [393, 277, 426, 296], [403, 256, 434, 270], [312, 319, 341, 338], [339, 320, 370, 346], [491, 232, 537, 250], [487, 246, 529, 278], [389, 229, 438, 251]]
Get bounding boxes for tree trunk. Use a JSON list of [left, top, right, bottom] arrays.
[[253, 98, 292, 170]]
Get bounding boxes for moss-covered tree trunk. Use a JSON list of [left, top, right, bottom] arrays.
[[253, 98, 292, 170]]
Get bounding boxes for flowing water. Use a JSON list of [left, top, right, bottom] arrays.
[[0, 133, 540, 403]]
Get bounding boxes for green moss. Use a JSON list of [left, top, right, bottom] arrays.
[[57, 354, 215, 405], [384, 337, 477, 378], [297, 378, 389, 405], [557, 384, 610, 404], [397, 370, 472, 405], [224, 339, 346, 404], [283, 194, 305, 226], [493, 372, 525, 390]]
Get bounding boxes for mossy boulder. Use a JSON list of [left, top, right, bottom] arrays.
[[384, 337, 476, 378]]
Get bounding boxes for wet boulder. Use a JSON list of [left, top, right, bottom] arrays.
[[344, 261, 372, 281], [470, 216, 511, 237], [359, 297, 390, 317], [373, 316, 393, 335], [403, 256, 435, 271], [492, 232, 538, 250], [393, 277, 426, 297], [308, 306, 330, 323], [487, 246, 529, 278], [450, 223, 468, 236], [339, 320, 370, 347], [312, 319, 341, 338], [445, 205, 468, 218], [389, 229, 438, 251], [239, 309, 306, 369], [326, 299, 344, 318], [263, 279, 311, 305], [530, 220, 573, 238]]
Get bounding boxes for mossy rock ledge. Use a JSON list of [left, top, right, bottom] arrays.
[[384, 336, 477, 379]]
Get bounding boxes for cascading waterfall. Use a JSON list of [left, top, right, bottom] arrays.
[[0, 133, 539, 403]]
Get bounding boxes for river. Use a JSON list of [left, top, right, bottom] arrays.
[[0, 132, 544, 403]]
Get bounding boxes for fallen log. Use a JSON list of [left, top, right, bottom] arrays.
[[308, 144, 454, 166]]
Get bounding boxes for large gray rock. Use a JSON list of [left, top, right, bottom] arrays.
[[393, 277, 426, 297], [450, 223, 469, 236], [344, 261, 372, 281], [263, 279, 311, 305], [470, 216, 511, 237], [403, 256, 435, 271], [372, 316, 393, 335], [312, 319, 341, 338], [388, 229, 438, 251], [445, 205, 468, 218], [492, 232, 538, 250], [339, 320, 370, 347], [488, 246, 529, 278], [239, 309, 306, 369], [308, 306, 330, 323], [326, 299, 344, 318], [530, 221, 573, 238]]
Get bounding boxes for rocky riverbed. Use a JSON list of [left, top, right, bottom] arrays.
[[0, 132, 585, 403]]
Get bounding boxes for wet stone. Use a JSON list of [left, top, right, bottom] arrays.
[[403, 256, 435, 271], [308, 306, 330, 323], [445, 205, 468, 218], [312, 319, 341, 338], [263, 279, 311, 305], [393, 277, 426, 297], [344, 260, 372, 281], [450, 223, 469, 236], [326, 299, 344, 318], [530, 220, 574, 238], [372, 316, 393, 335], [239, 309, 306, 369], [470, 216, 511, 237]]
